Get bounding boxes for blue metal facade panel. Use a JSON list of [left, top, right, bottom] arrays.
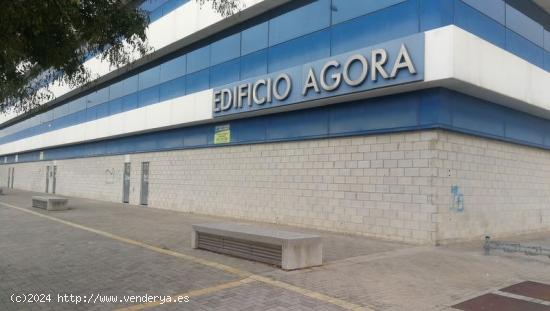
[[160, 55, 187, 83], [1, 0, 550, 149], [268, 0, 331, 46], [210, 59, 241, 88], [266, 108, 329, 140], [156, 130, 184, 149], [187, 45, 211, 74], [505, 4, 544, 47], [183, 126, 208, 147], [138, 86, 160, 108], [121, 94, 138, 112], [139, 66, 161, 90], [268, 29, 331, 73], [186, 69, 210, 94], [9, 88, 550, 165], [109, 98, 123, 115], [159, 76, 186, 102], [211, 33, 241, 65], [506, 30, 545, 68], [241, 22, 269, 56], [419, 0, 453, 31], [231, 117, 267, 143], [240, 50, 268, 79], [330, 0, 419, 55], [331, 0, 406, 25], [460, 0, 505, 25], [450, 94, 505, 137], [504, 110, 546, 145], [454, 0, 506, 49]]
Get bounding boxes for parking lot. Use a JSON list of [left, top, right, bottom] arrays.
[[1, 189, 549, 310]]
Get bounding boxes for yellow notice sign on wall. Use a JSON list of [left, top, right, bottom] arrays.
[[214, 124, 231, 144]]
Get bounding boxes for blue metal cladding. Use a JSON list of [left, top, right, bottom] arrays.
[[1, 0, 550, 146], [160, 55, 187, 83], [141, 0, 190, 23], [210, 58, 241, 88], [211, 33, 241, 66], [241, 22, 269, 56], [186, 69, 210, 94], [138, 86, 160, 108], [138, 66, 161, 90], [331, 0, 407, 25], [460, 0, 505, 25], [419, 0, 454, 32], [454, 0, 506, 49], [268, 29, 331, 73], [505, 4, 544, 47], [121, 93, 138, 112], [268, 0, 331, 46], [330, 0, 419, 55], [240, 49, 268, 79], [187, 45, 211, 74], [159, 76, 186, 102], [506, 30, 545, 68], [9, 87, 550, 165]]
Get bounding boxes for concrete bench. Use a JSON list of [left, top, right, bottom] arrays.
[[192, 223, 322, 270], [32, 196, 69, 211]]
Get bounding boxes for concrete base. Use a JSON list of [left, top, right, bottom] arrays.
[[192, 223, 323, 270], [32, 196, 69, 211], [282, 240, 323, 270]]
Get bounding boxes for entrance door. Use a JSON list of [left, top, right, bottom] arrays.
[[10, 167, 14, 188], [122, 163, 131, 203], [45, 166, 50, 193], [52, 166, 57, 194], [7, 167, 11, 188], [140, 162, 149, 206]]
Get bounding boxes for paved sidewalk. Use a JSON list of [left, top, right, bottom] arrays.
[[1, 189, 549, 310]]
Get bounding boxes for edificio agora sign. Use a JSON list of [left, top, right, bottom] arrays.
[[213, 33, 424, 117]]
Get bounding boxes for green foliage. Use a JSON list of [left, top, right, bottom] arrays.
[[0, 0, 240, 115]]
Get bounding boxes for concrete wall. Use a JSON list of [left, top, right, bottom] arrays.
[[432, 131, 550, 243], [2, 129, 549, 244]]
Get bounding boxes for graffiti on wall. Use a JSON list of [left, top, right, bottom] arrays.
[[105, 168, 115, 184], [450, 185, 464, 213]]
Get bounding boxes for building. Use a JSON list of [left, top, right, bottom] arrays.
[[1, 0, 549, 244]]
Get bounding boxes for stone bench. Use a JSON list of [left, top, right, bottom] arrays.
[[32, 196, 69, 211], [191, 223, 322, 270]]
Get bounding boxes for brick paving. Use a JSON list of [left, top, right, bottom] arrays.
[[151, 282, 346, 311], [1, 189, 550, 310], [0, 203, 237, 311]]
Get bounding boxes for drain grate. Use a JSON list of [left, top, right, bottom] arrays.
[[197, 232, 282, 266], [501, 281, 550, 302], [453, 293, 550, 311]]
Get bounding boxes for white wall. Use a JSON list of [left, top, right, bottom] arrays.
[[0, 90, 212, 155]]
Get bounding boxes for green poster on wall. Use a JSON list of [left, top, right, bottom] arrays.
[[214, 124, 231, 144]]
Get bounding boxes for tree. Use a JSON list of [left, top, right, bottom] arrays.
[[0, 0, 240, 115]]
